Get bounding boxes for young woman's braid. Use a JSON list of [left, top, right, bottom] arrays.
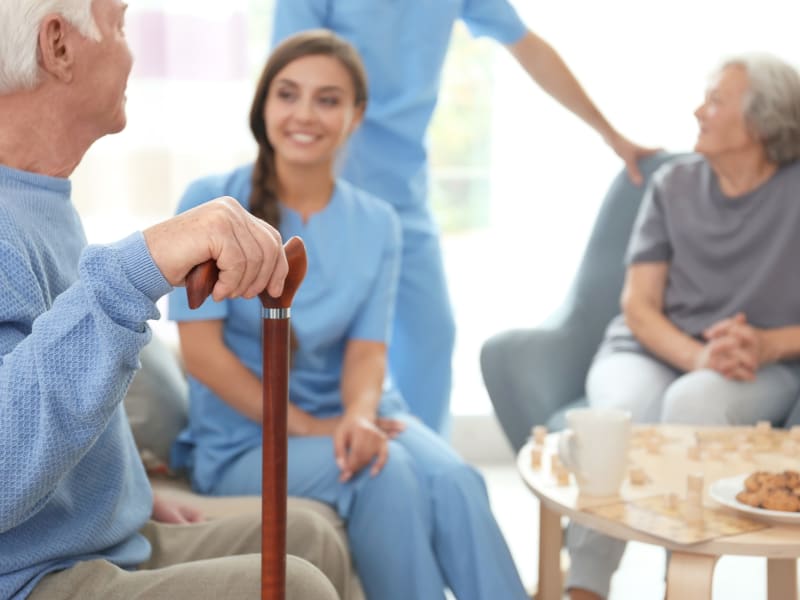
[[249, 149, 281, 229]]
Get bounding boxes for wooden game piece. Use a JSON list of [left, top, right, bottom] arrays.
[[629, 467, 647, 485], [683, 474, 704, 526], [686, 473, 704, 502], [782, 440, 797, 456], [791, 425, 800, 441], [638, 426, 656, 438], [684, 503, 704, 525], [692, 431, 705, 447], [707, 443, 723, 461], [645, 439, 661, 454], [756, 420, 771, 434], [752, 434, 773, 452], [550, 453, 561, 473], [687, 445, 701, 461], [532, 425, 548, 445], [548, 454, 569, 485], [530, 446, 542, 469], [555, 465, 570, 486], [740, 444, 754, 462], [664, 492, 679, 510]]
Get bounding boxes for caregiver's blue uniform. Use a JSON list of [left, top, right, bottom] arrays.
[[272, 0, 528, 433], [168, 166, 528, 600]]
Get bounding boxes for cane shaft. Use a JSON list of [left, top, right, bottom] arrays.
[[261, 319, 289, 600]]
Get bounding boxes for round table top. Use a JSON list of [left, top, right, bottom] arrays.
[[517, 424, 800, 558]]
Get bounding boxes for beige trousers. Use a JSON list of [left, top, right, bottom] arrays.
[[28, 508, 346, 600]]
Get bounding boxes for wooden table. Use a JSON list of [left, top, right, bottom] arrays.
[[517, 425, 800, 600]]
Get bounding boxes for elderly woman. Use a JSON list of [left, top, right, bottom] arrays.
[[568, 53, 800, 600]]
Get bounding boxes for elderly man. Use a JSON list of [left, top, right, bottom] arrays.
[[0, 1, 343, 599]]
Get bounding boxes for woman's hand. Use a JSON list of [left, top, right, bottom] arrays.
[[151, 493, 205, 524], [693, 337, 757, 380], [696, 313, 767, 380], [605, 131, 661, 186], [333, 413, 388, 482], [376, 416, 406, 439], [289, 405, 341, 437]]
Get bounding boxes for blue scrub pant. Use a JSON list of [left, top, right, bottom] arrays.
[[389, 217, 456, 435], [212, 417, 527, 600]]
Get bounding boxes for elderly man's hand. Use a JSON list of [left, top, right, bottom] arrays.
[[151, 493, 205, 524], [143, 197, 288, 301]]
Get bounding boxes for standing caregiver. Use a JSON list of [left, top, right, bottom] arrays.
[[272, 0, 655, 434]]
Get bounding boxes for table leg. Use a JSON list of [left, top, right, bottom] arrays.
[[767, 558, 798, 600], [537, 503, 562, 600], [666, 552, 718, 600]]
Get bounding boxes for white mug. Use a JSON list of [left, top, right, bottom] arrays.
[[557, 407, 632, 496]]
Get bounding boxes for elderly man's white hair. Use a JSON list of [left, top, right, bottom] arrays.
[[0, 0, 101, 95], [719, 53, 800, 165]]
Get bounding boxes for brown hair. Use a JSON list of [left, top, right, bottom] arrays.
[[248, 29, 368, 227]]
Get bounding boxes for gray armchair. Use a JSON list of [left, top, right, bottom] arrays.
[[480, 153, 680, 452], [482, 151, 800, 453]]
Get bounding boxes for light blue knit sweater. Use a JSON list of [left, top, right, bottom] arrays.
[[0, 164, 173, 599]]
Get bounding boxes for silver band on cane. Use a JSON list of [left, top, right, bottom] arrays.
[[262, 307, 291, 319]]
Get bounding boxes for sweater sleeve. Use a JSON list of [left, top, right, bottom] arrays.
[[0, 232, 172, 533]]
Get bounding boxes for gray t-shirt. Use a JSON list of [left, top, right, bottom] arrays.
[[601, 154, 800, 357]]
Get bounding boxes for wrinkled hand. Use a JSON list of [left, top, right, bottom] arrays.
[[695, 313, 765, 380], [143, 196, 288, 301], [333, 414, 389, 482], [605, 131, 661, 186], [152, 494, 205, 524]]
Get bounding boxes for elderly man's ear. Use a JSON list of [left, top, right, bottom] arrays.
[[38, 16, 76, 84]]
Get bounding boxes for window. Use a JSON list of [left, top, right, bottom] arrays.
[[73, 1, 799, 416]]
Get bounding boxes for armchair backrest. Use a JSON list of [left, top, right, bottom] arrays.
[[482, 153, 686, 450], [550, 152, 684, 359]]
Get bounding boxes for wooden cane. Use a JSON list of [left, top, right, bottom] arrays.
[[185, 237, 308, 600]]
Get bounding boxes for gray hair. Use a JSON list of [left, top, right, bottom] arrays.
[[718, 53, 800, 165], [0, 0, 100, 95]]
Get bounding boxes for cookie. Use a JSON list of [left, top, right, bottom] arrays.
[[761, 489, 800, 512]]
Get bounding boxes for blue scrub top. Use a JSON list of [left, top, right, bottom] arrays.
[[168, 165, 405, 490], [272, 0, 527, 224]]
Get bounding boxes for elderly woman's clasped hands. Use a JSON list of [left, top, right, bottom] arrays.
[[698, 313, 770, 380]]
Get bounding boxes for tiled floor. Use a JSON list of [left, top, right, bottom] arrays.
[[478, 464, 781, 600]]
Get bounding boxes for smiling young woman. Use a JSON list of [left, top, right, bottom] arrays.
[[167, 30, 529, 600]]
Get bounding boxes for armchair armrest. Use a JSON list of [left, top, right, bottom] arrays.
[[481, 308, 598, 452]]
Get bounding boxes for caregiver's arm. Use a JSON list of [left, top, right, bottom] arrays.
[[177, 319, 333, 435]]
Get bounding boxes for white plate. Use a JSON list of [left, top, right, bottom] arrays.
[[709, 474, 800, 525]]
